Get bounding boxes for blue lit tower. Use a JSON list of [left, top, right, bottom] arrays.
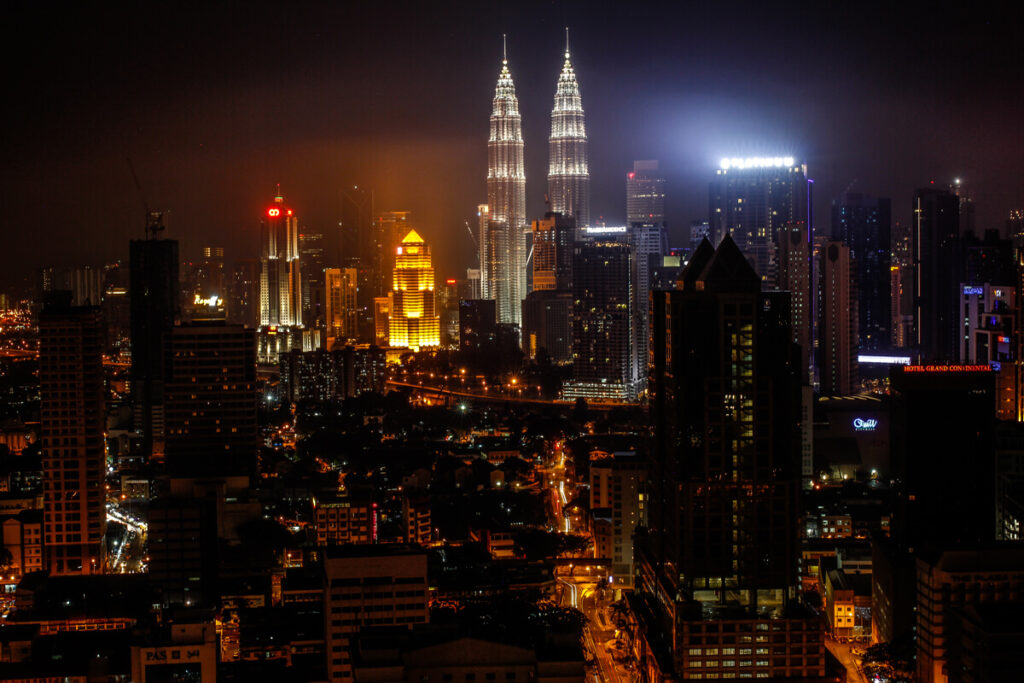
[[548, 30, 589, 229]]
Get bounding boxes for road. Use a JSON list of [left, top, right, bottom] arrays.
[[826, 637, 869, 683]]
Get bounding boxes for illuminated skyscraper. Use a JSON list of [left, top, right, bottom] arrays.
[[626, 160, 665, 225], [486, 44, 527, 326], [259, 188, 303, 362], [548, 32, 589, 228], [831, 193, 891, 349], [325, 267, 358, 346], [389, 230, 440, 351], [709, 157, 809, 285]]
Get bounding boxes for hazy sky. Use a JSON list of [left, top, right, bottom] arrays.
[[2, 1, 1022, 290]]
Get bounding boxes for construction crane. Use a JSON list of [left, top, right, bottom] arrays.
[[126, 157, 165, 238], [464, 220, 479, 250]]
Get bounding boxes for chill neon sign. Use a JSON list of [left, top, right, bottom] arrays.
[[853, 418, 878, 432]]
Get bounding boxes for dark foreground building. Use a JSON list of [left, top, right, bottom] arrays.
[[633, 236, 824, 681]]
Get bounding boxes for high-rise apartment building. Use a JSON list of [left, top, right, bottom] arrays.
[[626, 160, 665, 225], [548, 39, 589, 228], [486, 50, 527, 326], [324, 267, 358, 347], [627, 222, 668, 390], [323, 545, 429, 681], [40, 294, 106, 575], [831, 193, 891, 349], [637, 235, 823, 681], [389, 230, 440, 351], [130, 235, 179, 457], [563, 242, 639, 402], [913, 187, 960, 361], [589, 451, 646, 587], [259, 189, 303, 362], [163, 322, 257, 476], [819, 240, 859, 395]]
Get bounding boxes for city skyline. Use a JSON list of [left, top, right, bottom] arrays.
[[2, 2, 1021, 289]]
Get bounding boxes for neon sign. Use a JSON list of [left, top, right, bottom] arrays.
[[193, 294, 221, 307], [903, 364, 991, 373], [853, 418, 878, 431], [267, 208, 280, 217], [963, 286, 983, 295]]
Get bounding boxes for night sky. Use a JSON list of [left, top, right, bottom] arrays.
[[2, 1, 1022, 290]]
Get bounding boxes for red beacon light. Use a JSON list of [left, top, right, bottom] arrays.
[[287, 209, 293, 216], [268, 207, 281, 217]]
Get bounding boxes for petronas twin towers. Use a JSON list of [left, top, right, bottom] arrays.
[[483, 33, 589, 326]]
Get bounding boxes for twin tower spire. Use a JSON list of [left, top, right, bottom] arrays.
[[484, 30, 590, 327]]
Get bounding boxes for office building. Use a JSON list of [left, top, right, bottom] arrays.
[[916, 547, 1024, 683], [563, 242, 640, 402], [67, 265, 104, 306], [709, 157, 810, 288], [315, 497, 375, 545], [163, 322, 258, 476], [831, 193, 891, 349], [521, 290, 572, 362], [486, 49, 527, 326], [195, 245, 225, 301], [299, 232, 326, 328], [130, 235, 179, 457], [325, 267, 358, 347], [323, 544, 429, 681], [147, 497, 218, 607], [626, 160, 665, 225], [372, 211, 413, 298], [459, 299, 497, 353], [637, 235, 823, 681], [946, 602, 1024, 683], [589, 451, 646, 588], [819, 240, 859, 395], [548, 38, 589, 228], [688, 220, 711, 251], [373, 295, 391, 346], [779, 225, 814, 380], [959, 284, 1018, 419], [437, 278, 461, 348], [258, 188, 303, 363], [39, 294, 106, 575], [228, 258, 260, 328], [389, 230, 440, 351], [890, 364, 995, 547], [913, 187, 961, 361], [530, 212, 575, 291]]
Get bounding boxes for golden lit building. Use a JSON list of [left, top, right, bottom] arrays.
[[389, 230, 440, 351]]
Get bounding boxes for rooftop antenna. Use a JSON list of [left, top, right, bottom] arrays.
[[565, 26, 570, 56], [502, 33, 507, 63], [126, 157, 164, 238]]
